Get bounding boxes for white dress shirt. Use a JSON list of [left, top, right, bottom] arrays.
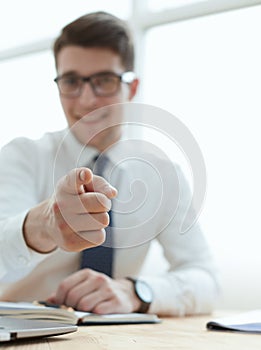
[[0, 128, 219, 316]]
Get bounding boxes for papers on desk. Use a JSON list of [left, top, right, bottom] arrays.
[[207, 310, 261, 333], [0, 301, 161, 325]]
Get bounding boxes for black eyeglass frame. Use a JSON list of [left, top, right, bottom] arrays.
[[54, 71, 136, 98]]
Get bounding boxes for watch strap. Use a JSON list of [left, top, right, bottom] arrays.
[[126, 277, 152, 313]]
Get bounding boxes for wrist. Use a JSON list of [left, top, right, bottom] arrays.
[[118, 278, 142, 312], [23, 201, 57, 254], [126, 277, 153, 313]]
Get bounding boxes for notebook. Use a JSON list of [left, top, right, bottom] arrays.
[[0, 316, 77, 342], [206, 310, 261, 333], [0, 301, 160, 325]]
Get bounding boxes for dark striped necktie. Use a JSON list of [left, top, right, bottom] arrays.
[[80, 155, 114, 277]]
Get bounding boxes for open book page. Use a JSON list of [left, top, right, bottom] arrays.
[[207, 310, 261, 333], [74, 310, 161, 324], [0, 301, 160, 325], [0, 301, 77, 324]]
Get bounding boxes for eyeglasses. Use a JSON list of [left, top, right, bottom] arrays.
[[54, 71, 135, 98]]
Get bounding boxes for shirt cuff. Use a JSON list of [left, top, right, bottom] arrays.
[[139, 275, 185, 316], [140, 271, 218, 316], [0, 211, 51, 282]]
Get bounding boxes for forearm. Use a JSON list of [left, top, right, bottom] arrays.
[[0, 137, 60, 281], [0, 212, 49, 282], [141, 268, 219, 316]]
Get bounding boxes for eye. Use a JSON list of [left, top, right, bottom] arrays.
[[62, 76, 80, 87], [93, 74, 118, 89]]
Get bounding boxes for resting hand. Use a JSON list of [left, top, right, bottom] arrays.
[[23, 168, 117, 253], [46, 269, 141, 314]]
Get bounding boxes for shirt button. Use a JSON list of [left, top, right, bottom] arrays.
[[18, 255, 29, 265]]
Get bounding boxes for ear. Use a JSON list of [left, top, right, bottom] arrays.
[[128, 78, 139, 101]]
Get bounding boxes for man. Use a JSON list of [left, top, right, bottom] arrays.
[[0, 12, 218, 315]]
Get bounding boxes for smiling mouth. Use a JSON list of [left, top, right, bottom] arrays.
[[77, 111, 108, 124]]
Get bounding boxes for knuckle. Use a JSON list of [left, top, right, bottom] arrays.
[[105, 286, 114, 296], [93, 305, 103, 314], [96, 273, 108, 284], [77, 298, 90, 312], [82, 229, 106, 246], [89, 213, 108, 229], [85, 269, 97, 280], [95, 193, 111, 211], [90, 229, 106, 246], [66, 289, 77, 303], [89, 268, 98, 277], [99, 212, 110, 227], [80, 268, 91, 276], [59, 280, 69, 294]]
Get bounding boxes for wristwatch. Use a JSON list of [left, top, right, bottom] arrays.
[[126, 277, 153, 313]]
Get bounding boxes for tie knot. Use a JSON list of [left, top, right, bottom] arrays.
[[92, 154, 110, 178]]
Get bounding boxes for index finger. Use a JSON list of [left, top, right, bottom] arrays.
[[85, 174, 118, 199], [58, 168, 117, 199]]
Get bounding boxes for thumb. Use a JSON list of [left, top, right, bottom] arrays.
[[77, 167, 93, 194], [61, 167, 93, 195], [45, 293, 56, 304], [79, 168, 93, 183]]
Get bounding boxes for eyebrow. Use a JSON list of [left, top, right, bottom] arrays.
[[58, 70, 79, 77], [58, 70, 121, 78]]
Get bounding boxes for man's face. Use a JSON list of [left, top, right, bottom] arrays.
[[56, 46, 138, 151]]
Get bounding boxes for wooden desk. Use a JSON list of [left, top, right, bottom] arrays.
[[2, 312, 261, 349]]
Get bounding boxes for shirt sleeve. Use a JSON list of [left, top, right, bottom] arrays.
[[140, 164, 220, 316], [0, 138, 49, 282]]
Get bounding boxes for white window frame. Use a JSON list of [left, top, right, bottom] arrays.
[[1, 0, 261, 64]]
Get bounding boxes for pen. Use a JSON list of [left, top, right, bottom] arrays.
[[36, 301, 61, 308], [34, 300, 74, 312]]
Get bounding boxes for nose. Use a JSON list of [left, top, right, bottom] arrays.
[[78, 81, 99, 108]]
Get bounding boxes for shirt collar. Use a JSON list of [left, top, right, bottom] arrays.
[[60, 126, 130, 168], [61, 128, 99, 167]]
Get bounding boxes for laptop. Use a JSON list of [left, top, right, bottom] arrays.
[[0, 316, 77, 342]]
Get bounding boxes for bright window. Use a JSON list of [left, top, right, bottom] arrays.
[[148, 0, 207, 12], [0, 50, 65, 146], [142, 5, 261, 308], [0, 1, 131, 147], [0, 0, 131, 50]]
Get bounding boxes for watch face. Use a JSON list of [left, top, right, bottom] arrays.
[[136, 280, 153, 303]]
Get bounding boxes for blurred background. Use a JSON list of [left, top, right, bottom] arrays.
[[1, 0, 261, 310]]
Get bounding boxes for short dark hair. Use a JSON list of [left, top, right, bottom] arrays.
[[53, 11, 134, 71]]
